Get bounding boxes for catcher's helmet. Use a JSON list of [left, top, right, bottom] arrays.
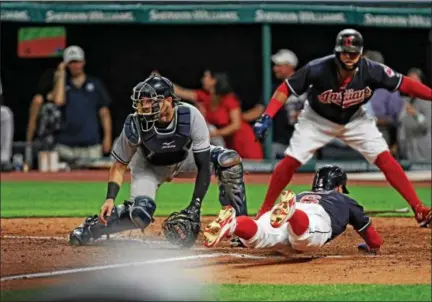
[[312, 165, 349, 194], [130, 74, 180, 131], [334, 28, 363, 71]]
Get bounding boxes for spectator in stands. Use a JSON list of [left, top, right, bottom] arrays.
[[174, 70, 263, 159], [153, 70, 225, 147], [0, 76, 14, 172], [269, 49, 307, 159], [194, 99, 225, 147], [363, 50, 404, 156], [54, 46, 113, 163], [27, 66, 63, 153], [398, 68, 431, 162]]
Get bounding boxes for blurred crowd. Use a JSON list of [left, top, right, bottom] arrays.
[[0, 46, 430, 172]]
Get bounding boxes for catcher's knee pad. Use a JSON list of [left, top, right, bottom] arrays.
[[211, 147, 248, 216], [129, 196, 156, 230]]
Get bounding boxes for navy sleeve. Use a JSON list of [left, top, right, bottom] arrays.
[[346, 196, 371, 232], [368, 61, 403, 92], [95, 79, 113, 109], [285, 64, 311, 97]]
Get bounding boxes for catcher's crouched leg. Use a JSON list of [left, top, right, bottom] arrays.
[[69, 196, 156, 246], [210, 146, 248, 248]]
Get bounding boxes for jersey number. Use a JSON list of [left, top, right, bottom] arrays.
[[299, 194, 321, 204]]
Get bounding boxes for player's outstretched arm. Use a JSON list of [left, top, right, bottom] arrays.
[[347, 197, 383, 254], [263, 83, 291, 118], [254, 63, 310, 141], [398, 76, 432, 101], [99, 160, 128, 225], [356, 222, 383, 254], [253, 83, 290, 142]]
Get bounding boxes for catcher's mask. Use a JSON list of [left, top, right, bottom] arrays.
[[312, 165, 349, 194], [131, 75, 180, 132]]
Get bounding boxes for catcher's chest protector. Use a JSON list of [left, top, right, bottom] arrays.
[[138, 106, 192, 166]]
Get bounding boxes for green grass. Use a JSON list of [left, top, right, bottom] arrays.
[[213, 284, 432, 301], [0, 181, 430, 218], [1, 284, 431, 301]]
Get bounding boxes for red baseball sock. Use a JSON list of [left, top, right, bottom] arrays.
[[374, 151, 423, 211], [288, 209, 309, 236], [234, 216, 258, 240], [257, 156, 301, 218]]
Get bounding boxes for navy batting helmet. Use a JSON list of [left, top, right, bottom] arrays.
[[334, 29, 363, 71], [130, 74, 180, 131], [312, 165, 349, 194], [334, 29, 363, 54]]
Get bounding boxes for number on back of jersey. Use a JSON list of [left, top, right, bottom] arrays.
[[299, 194, 322, 204]]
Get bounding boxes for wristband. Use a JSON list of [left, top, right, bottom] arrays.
[[106, 182, 120, 200]]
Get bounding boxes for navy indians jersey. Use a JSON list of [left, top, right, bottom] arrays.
[[285, 55, 403, 124], [296, 190, 371, 241]]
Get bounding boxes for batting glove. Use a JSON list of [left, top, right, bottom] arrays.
[[253, 114, 272, 142]]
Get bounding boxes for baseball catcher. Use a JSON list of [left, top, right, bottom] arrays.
[[204, 165, 383, 255], [68, 75, 248, 248]]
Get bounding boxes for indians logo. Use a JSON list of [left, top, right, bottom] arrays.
[[383, 65, 395, 77], [317, 87, 372, 108]]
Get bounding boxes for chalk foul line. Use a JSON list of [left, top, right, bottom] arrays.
[[1, 235, 208, 250], [0, 253, 224, 282]]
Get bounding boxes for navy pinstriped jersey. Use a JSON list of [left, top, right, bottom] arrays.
[[285, 55, 403, 124], [296, 190, 371, 241]]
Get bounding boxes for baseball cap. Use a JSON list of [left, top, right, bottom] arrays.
[[63, 45, 85, 63], [271, 49, 298, 67]]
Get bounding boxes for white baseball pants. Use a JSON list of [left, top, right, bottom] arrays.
[[285, 101, 389, 164], [240, 203, 332, 252]]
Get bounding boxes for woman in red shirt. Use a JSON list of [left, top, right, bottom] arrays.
[[174, 70, 263, 159]]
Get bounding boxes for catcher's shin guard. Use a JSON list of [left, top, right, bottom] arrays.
[[211, 146, 248, 217], [68, 196, 156, 246]]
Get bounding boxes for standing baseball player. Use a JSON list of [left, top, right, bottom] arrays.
[[253, 29, 432, 227], [204, 165, 383, 254], [69, 75, 248, 248]]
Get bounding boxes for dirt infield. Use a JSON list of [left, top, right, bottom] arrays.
[[1, 170, 431, 292], [1, 217, 431, 291]]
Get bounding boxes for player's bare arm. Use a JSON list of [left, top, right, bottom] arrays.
[[99, 160, 128, 225]]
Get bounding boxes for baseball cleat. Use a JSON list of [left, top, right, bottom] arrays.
[[270, 190, 297, 228], [415, 206, 432, 228], [203, 206, 236, 248]]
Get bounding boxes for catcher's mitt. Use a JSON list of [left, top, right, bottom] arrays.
[[162, 211, 201, 248]]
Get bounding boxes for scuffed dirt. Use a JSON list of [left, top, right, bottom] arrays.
[[1, 217, 430, 290]]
